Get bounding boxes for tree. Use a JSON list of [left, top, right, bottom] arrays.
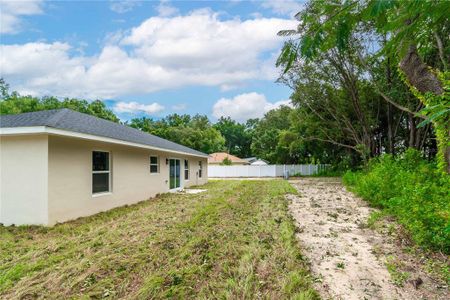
[[251, 106, 295, 163], [213, 117, 254, 158], [277, 0, 449, 172], [130, 114, 225, 154]]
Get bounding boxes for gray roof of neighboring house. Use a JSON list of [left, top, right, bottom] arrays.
[[0, 109, 208, 157]]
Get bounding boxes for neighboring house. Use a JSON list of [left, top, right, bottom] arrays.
[[0, 109, 208, 226], [208, 152, 249, 165], [243, 157, 269, 165]]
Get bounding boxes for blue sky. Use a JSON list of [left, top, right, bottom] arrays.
[[1, 0, 302, 122]]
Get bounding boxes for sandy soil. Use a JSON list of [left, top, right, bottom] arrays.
[[288, 177, 449, 300]]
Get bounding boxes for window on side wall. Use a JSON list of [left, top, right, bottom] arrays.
[[150, 156, 159, 173], [199, 161, 203, 178], [184, 159, 189, 180], [92, 151, 110, 194]]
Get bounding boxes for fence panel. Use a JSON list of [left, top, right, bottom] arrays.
[[208, 164, 326, 178]]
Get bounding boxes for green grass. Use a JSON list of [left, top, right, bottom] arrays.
[[0, 180, 319, 299]]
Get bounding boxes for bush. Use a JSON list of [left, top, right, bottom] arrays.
[[343, 149, 450, 253], [221, 157, 232, 165]]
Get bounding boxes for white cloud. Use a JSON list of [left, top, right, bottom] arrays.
[[113, 101, 164, 115], [212, 92, 291, 122], [261, 0, 303, 17], [110, 0, 140, 14], [1, 9, 296, 98], [1, 0, 44, 34], [172, 103, 187, 111], [1, 42, 89, 97], [155, 0, 179, 17]]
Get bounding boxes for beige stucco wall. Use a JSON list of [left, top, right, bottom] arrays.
[[47, 135, 207, 225], [0, 135, 49, 225]]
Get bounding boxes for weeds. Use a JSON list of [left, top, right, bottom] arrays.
[[336, 262, 346, 269], [385, 256, 410, 287], [366, 211, 386, 229], [343, 149, 450, 254]]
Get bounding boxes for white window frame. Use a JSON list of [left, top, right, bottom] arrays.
[[150, 155, 159, 174], [198, 161, 203, 178], [92, 150, 111, 196], [184, 159, 189, 181]]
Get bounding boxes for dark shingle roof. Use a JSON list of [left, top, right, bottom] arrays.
[[0, 109, 207, 157]]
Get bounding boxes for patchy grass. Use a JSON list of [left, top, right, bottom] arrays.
[[385, 256, 410, 287], [0, 180, 318, 299]]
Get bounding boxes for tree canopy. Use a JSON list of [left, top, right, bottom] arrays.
[[129, 114, 226, 154], [213, 117, 255, 158]]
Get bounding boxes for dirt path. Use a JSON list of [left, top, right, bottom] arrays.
[[288, 177, 449, 300]]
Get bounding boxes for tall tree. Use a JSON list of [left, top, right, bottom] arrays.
[[213, 117, 253, 158], [251, 106, 295, 163]]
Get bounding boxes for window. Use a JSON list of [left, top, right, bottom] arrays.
[[198, 161, 203, 178], [150, 156, 159, 173], [184, 159, 189, 180], [92, 151, 110, 194]]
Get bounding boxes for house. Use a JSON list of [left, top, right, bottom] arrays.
[[0, 109, 208, 226], [208, 152, 249, 165], [243, 157, 269, 165]]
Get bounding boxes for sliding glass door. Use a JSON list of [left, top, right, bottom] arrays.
[[169, 159, 181, 189]]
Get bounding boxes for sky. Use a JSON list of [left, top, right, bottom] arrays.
[[1, 0, 302, 122]]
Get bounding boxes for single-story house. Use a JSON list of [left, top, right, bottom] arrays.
[[243, 157, 269, 165], [0, 109, 208, 226], [208, 152, 248, 165]]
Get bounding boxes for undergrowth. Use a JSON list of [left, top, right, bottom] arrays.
[[343, 149, 450, 254]]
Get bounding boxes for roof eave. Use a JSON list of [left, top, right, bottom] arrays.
[[0, 126, 209, 158]]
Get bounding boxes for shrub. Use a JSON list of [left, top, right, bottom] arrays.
[[343, 149, 450, 253], [221, 157, 232, 165]]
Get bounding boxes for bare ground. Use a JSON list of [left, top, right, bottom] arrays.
[[288, 177, 449, 300]]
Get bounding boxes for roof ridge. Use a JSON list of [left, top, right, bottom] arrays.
[[45, 108, 71, 127]]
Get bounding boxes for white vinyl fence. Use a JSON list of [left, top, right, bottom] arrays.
[[208, 164, 328, 178]]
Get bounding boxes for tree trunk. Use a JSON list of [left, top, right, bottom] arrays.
[[408, 113, 416, 148], [447, 129, 450, 174], [399, 45, 444, 95], [399, 44, 449, 173], [387, 104, 394, 153], [386, 56, 394, 154]]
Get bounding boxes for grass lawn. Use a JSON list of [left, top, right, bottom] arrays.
[[0, 180, 318, 299]]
